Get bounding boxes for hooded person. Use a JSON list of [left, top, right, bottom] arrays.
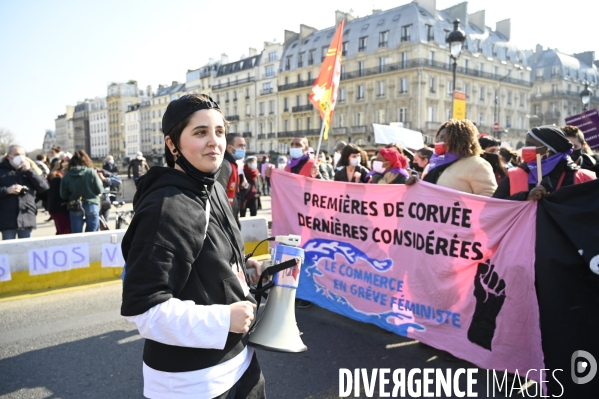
[[240, 156, 260, 217], [121, 93, 267, 399], [128, 151, 150, 182], [493, 125, 596, 201], [366, 147, 409, 184]]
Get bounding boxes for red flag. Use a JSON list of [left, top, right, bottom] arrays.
[[309, 20, 344, 140]]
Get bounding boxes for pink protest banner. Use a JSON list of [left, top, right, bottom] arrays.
[[271, 169, 545, 377]]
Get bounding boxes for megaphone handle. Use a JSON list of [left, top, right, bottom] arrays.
[[251, 257, 301, 309]]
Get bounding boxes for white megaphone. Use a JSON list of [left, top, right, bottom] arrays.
[[248, 235, 308, 353]]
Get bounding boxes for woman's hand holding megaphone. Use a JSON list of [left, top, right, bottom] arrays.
[[229, 301, 257, 333]]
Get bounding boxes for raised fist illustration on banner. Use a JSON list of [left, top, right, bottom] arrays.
[[467, 259, 506, 351]]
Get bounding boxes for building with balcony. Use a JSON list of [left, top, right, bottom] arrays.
[[186, 58, 220, 95], [73, 101, 90, 154], [107, 81, 142, 160], [149, 82, 186, 165], [125, 103, 141, 159], [54, 105, 74, 153], [139, 99, 152, 156], [89, 97, 108, 159], [276, 0, 532, 152], [255, 41, 284, 154], [528, 45, 599, 131], [213, 51, 261, 152]]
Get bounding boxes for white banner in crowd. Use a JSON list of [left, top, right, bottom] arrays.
[[101, 243, 125, 268], [0, 254, 11, 282], [373, 123, 425, 150], [28, 243, 90, 276]]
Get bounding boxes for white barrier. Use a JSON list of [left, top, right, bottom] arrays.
[[0, 230, 126, 297], [0, 216, 270, 297]]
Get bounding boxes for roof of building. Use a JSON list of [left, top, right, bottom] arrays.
[[280, 2, 528, 71], [216, 54, 261, 77], [155, 82, 186, 97], [528, 49, 599, 84]]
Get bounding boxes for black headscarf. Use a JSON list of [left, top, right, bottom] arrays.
[[527, 126, 573, 154]]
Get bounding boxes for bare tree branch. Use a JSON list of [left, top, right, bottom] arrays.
[[0, 128, 15, 155]]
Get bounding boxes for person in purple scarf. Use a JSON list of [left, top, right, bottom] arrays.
[[406, 119, 497, 197], [366, 147, 409, 184], [493, 125, 596, 201]]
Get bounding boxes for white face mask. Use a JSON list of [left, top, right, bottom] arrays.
[[11, 155, 24, 168], [373, 160, 386, 174], [334, 152, 341, 165], [278, 163, 286, 170], [349, 157, 360, 167], [289, 148, 304, 159]]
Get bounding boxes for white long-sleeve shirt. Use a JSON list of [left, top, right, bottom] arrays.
[[126, 298, 253, 399]]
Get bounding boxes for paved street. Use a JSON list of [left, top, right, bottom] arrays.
[[0, 282, 516, 399]]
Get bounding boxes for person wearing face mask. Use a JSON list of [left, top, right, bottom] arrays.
[[284, 136, 324, 179], [412, 147, 433, 177], [240, 156, 260, 217], [333, 141, 347, 169], [366, 147, 409, 184], [407, 119, 497, 197], [276, 156, 287, 170], [493, 126, 596, 201], [122, 94, 266, 399], [317, 150, 334, 180], [103, 155, 119, 174], [0, 145, 49, 240], [479, 136, 507, 184], [334, 143, 370, 183], [562, 125, 599, 173], [216, 132, 250, 227]]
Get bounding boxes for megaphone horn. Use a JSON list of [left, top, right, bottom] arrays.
[[248, 250, 307, 353]]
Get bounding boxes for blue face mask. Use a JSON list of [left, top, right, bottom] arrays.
[[289, 148, 304, 159], [233, 148, 246, 160]]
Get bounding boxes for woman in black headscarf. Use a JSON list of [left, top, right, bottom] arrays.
[[121, 94, 267, 398], [493, 126, 596, 201]]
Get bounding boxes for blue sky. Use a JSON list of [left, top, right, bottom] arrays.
[[1, 0, 598, 152]]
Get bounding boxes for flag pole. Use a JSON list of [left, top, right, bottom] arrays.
[[315, 100, 330, 159]]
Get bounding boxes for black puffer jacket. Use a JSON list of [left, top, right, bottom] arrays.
[[0, 157, 49, 230], [121, 166, 254, 373]]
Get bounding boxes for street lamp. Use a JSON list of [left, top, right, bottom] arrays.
[[446, 20, 466, 116], [580, 82, 592, 111]]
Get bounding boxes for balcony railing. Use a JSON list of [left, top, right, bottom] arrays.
[[228, 115, 239, 121], [278, 131, 294, 138], [425, 121, 442, 131], [212, 76, 255, 90], [267, 133, 276, 139], [544, 111, 561, 118], [530, 90, 599, 101], [277, 59, 533, 93], [242, 132, 252, 138], [260, 88, 273, 95], [258, 134, 266, 139], [278, 79, 313, 92], [291, 104, 314, 113]]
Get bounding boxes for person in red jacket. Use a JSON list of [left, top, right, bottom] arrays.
[[284, 136, 324, 179], [493, 126, 596, 201]]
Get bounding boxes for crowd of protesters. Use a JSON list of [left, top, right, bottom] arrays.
[[0, 145, 126, 239], [2, 119, 597, 241]]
